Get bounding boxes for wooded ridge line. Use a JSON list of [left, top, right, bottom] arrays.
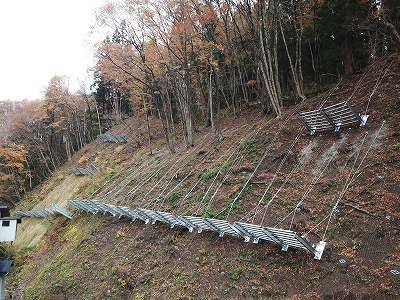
[[0, 0, 399, 206]]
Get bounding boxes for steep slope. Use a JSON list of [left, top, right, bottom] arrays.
[[8, 55, 400, 299]]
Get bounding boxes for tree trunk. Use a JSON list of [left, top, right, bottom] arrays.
[[259, 28, 282, 117], [142, 91, 152, 155], [165, 88, 176, 144], [258, 0, 283, 118], [343, 0, 355, 77], [158, 94, 175, 154], [209, 71, 214, 130], [279, 19, 306, 102], [343, 31, 355, 76]]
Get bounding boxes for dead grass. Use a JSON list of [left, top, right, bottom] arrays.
[[14, 218, 51, 248], [13, 170, 100, 247]]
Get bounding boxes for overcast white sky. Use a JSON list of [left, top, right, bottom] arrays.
[[0, 0, 106, 101]]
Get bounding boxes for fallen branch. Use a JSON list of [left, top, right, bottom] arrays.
[[346, 181, 376, 203], [342, 203, 375, 217]]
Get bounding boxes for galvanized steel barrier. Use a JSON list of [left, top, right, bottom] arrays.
[[69, 163, 99, 176], [13, 204, 73, 219], [297, 101, 368, 135], [97, 134, 129, 143], [68, 199, 326, 260]]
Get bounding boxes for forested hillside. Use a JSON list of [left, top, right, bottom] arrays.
[[6, 53, 399, 299], [0, 1, 399, 298], [0, 0, 399, 207]]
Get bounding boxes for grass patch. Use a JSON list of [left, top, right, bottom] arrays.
[[239, 139, 259, 155], [133, 293, 146, 300], [18, 245, 36, 254], [165, 191, 180, 203], [392, 141, 400, 151], [196, 192, 210, 205], [199, 168, 220, 181], [227, 267, 243, 280], [173, 269, 183, 285], [259, 191, 271, 205], [198, 162, 233, 182], [201, 207, 215, 218], [215, 181, 252, 217], [133, 147, 148, 160], [24, 254, 77, 299], [78, 156, 90, 165], [14, 218, 50, 248], [273, 198, 286, 207], [114, 145, 124, 153], [156, 138, 167, 146], [63, 223, 90, 246], [351, 239, 363, 250]]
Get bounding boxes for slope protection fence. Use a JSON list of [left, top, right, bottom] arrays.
[[69, 163, 100, 176], [15, 118, 382, 262], [13, 203, 73, 219], [296, 101, 368, 135], [67, 199, 326, 260], [14, 82, 386, 263], [97, 134, 129, 143]]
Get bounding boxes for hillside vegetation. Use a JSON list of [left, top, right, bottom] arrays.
[[2, 0, 399, 209], [7, 56, 400, 299]]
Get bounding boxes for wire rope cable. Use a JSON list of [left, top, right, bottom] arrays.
[[301, 131, 368, 239], [215, 101, 311, 220], [183, 121, 266, 215], [321, 121, 386, 240], [249, 129, 304, 223], [364, 60, 393, 115], [273, 129, 351, 229], [193, 119, 271, 215]]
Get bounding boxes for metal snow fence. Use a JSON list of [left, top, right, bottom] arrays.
[[13, 205, 74, 220], [13, 208, 54, 218], [297, 101, 368, 135], [69, 163, 99, 176], [97, 134, 128, 143], [51, 204, 73, 219], [67, 200, 327, 260]]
